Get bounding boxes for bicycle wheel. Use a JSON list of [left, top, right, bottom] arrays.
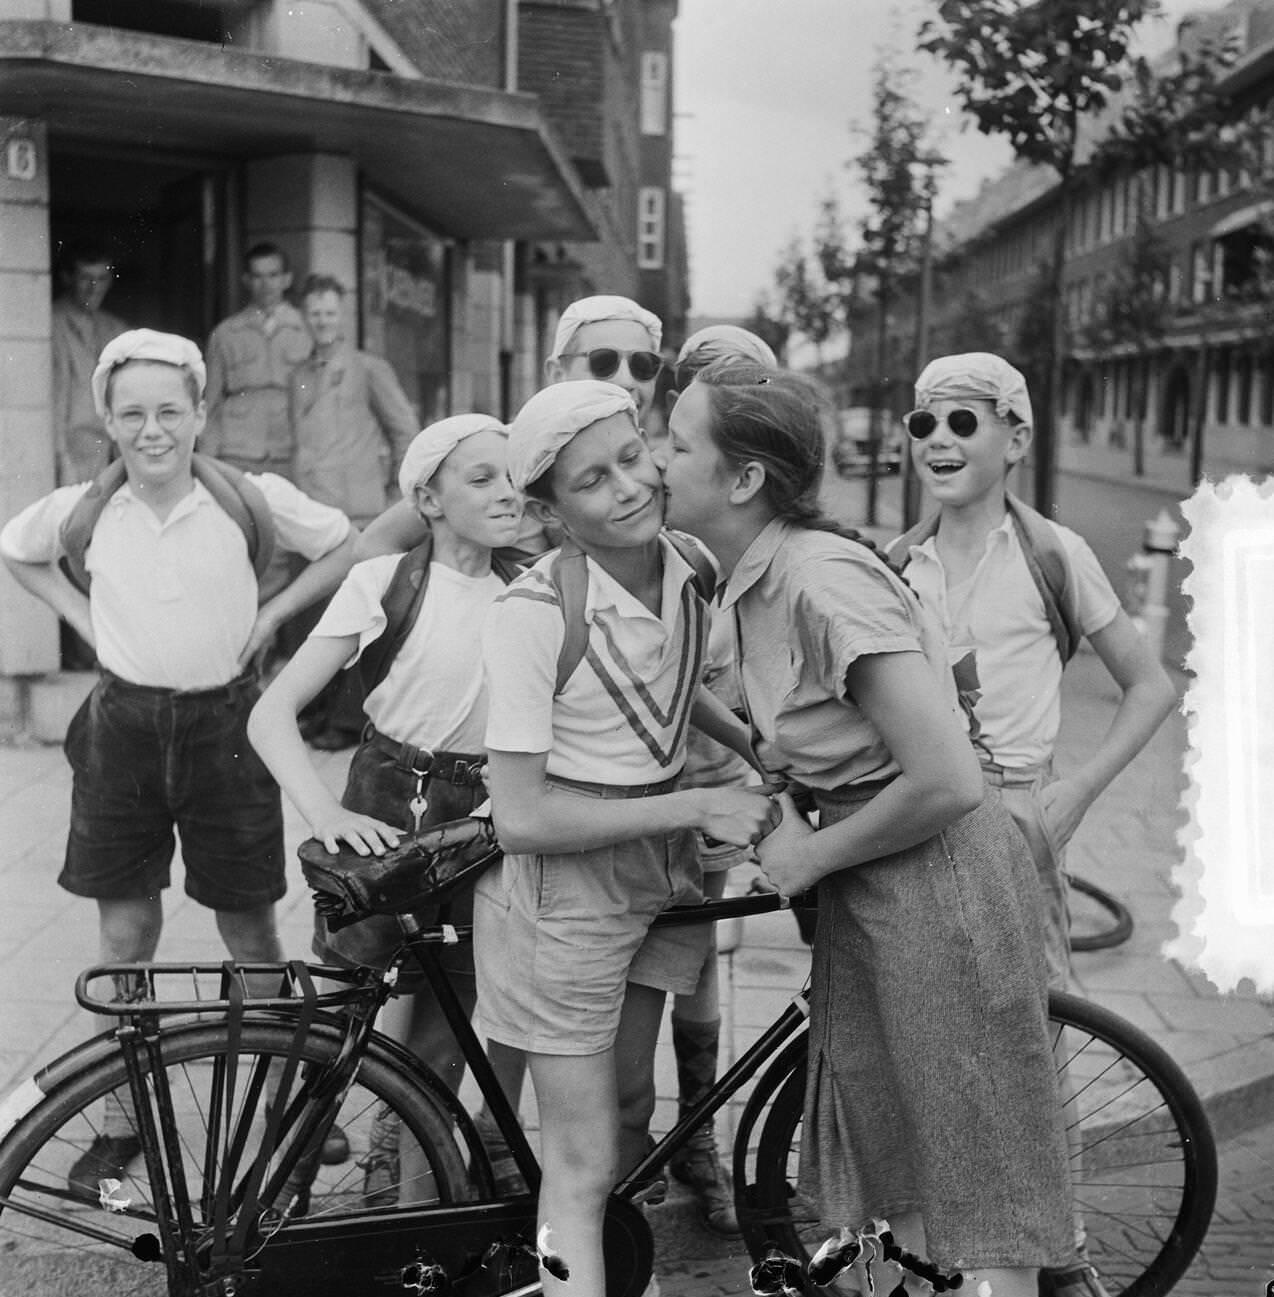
[[736, 992, 1216, 1297], [1069, 873, 1135, 952], [0, 1017, 471, 1296]]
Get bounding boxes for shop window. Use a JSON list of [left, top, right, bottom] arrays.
[[640, 53, 668, 136], [72, 0, 223, 41], [637, 187, 665, 269]]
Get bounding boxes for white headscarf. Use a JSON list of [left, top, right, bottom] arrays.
[[676, 324, 777, 369], [397, 414, 507, 496], [914, 352, 1033, 426], [507, 380, 637, 492], [91, 329, 207, 418], [552, 295, 662, 358]]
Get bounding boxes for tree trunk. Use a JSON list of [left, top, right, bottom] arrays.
[[868, 281, 891, 527]]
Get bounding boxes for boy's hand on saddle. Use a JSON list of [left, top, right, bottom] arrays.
[[311, 807, 404, 857], [754, 790, 820, 896], [694, 786, 778, 848]]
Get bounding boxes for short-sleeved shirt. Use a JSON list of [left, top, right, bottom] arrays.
[[483, 535, 708, 784], [0, 473, 350, 690], [204, 304, 312, 463], [680, 603, 754, 791], [311, 555, 505, 752], [900, 513, 1120, 768], [719, 518, 959, 791]]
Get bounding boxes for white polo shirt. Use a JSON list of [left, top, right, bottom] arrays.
[[901, 514, 1120, 768], [312, 555, 506, 753], [0, 474, 350, 690], [482, 535, 708, 784]]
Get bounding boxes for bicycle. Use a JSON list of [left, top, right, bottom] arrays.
[[0, 890, 1216, 1297], [1067, 872, 1135, 952]]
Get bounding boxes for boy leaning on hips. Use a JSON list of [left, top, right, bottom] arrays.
[[475, 379, 775, 1297], [0, 329, 358, 1192], [891, 352, 1176, 991]]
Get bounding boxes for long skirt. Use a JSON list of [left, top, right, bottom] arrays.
[[800, 786, 1075, 1270]]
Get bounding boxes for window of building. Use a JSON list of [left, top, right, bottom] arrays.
[[1113, 176, 1127, 235], [1168, 259, 1182, 302], [1196, 169, 1212, 205], [640, 52, 668, 136], [1215, 348, 1231, 422], [1155, 164, 1171, 220], [1172, 167, 1187, 215], [637, 187, 665, 269], [1191, 242, 1213, 302]]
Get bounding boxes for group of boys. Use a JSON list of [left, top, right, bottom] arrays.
[[1, 283, 1174, 1295]]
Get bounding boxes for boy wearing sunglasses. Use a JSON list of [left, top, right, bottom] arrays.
[[889, 354, 1175, 1297], [891, 352, 1174, 990]]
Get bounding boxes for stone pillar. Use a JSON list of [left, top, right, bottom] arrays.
[[244, 153, 357, 293], [0, 118, 58, 703]]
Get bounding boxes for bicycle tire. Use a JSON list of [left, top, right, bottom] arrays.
[[0, 1018, 472, 1297], [735, 990, 1216, 1297], [1069, 873, 1135, 952]]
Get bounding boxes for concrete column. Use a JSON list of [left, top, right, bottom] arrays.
[[449, 248, 474, 415], [244, 153, 358, 294], [0, 117, 58, 697]]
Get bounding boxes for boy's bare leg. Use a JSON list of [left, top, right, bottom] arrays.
[[529, 1049, 617, 1297], [614, 982, 667, 1177]]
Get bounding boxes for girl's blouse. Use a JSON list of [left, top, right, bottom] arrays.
[[719, 518, 961, 790]]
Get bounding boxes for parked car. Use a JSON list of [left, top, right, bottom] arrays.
[[831, 407, 903, 477]]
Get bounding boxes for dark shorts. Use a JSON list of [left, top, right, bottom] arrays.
[[61, 671, 285, 912], [311, 734, 484, 986]]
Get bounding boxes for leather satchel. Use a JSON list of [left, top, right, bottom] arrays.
[[299, 816, 502, 930]]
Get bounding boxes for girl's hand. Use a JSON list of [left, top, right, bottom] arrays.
[[310, 806, 403, 857], [755, 790, 823, 896], [694, 787, 777, 848]]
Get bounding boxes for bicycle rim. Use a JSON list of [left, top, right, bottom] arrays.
[[739, 992, 1216, 1297], [0, 1018, 471, 1297]]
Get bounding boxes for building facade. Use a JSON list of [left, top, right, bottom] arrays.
[[0, 0, 685, 725]]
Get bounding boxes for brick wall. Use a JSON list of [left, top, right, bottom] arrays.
[[519, 3, 606, 167], [366, 0, 506, 88]]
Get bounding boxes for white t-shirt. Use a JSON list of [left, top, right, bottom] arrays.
[[482, 536, 707, 784], [311, 555, 505, 752], [901, 513, 1120, 767], [0, 473, 350, 690]]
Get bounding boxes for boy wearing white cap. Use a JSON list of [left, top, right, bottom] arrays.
[[249, 415, 523, 1190], [475, 379, 774, 1297], [889, 352, 1175, 1297], [0, 328, 357, 1192]]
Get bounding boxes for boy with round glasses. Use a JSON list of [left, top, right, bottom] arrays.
[[0, 328, 358, 1195], [888, 351, 1175, 1297]]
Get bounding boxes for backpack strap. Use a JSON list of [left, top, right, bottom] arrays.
[[359, 537, 526, 697], [885, 512, 941, 570], [57, 453, 275, 595], [58, 459, 129, 595], [1005, 494, 1083, 664], [190, 455, 276, 584], [550, 531, 717, 697]]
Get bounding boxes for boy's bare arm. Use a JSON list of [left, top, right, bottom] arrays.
[[238, 528, 360, 668], [247, 634, 401, 855], [1, 555, 94, 647], [1038, 607, 1178, 846], [353, 498, 428, 563], [487, 749, 775, 857]]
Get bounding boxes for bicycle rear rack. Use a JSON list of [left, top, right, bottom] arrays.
[[74, 959, 380, 1017]]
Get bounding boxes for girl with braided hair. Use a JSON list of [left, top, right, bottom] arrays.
[[660, 360, 1074, 1295]]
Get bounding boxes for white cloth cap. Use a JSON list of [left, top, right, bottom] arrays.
[[397, 413, 507, 495], [676, 324, 777, 368], [552, 295, 662, 358], [507, 380, 637, 492], [91, 329, 207, 418], [914, 352, 1033, 426]]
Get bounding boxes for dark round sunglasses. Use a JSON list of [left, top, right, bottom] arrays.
[[561, 347, 664, 383], [903, 407, 980, 440]]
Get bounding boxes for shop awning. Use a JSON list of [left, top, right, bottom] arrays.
[[0, 20, 596, 242]]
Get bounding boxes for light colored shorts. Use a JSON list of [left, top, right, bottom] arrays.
[[474, 822, 707, 1056]]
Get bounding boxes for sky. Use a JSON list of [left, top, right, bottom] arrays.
[[671, 0, 1219, 321]]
